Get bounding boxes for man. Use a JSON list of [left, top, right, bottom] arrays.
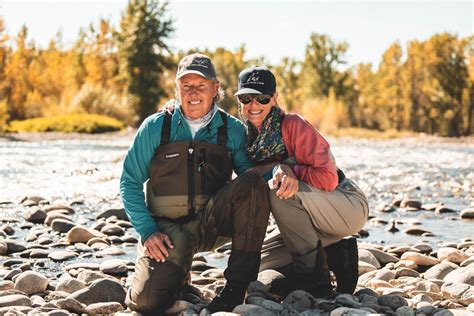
[[120, 53, 270, 315]]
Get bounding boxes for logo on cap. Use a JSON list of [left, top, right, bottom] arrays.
[[246, 72, 260, 83]]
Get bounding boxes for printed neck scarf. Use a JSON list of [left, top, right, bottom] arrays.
[[246, 106, 288, 163]]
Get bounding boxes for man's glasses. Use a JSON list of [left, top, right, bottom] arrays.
[[237, 94, 272, 105]]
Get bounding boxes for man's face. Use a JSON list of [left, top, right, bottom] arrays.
[[177, 74, 219, 119]]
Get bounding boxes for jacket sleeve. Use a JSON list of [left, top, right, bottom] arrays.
[[282, 115, 338, 191], [230, 119, 255, 175], [120, 116, 160, 242]]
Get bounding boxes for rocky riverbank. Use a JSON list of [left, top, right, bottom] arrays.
[[0, 196, 473, 315]]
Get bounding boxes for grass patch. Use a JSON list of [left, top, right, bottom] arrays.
[[7, 114, 125, 134], [327, 127, 417, 139]]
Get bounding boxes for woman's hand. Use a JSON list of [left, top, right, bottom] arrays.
[[158, 99, 176, 114], [269, 164, 299, 199], [144, 231, 174, 262]]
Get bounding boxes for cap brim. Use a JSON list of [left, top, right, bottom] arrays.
[[176, 70, 213, 80], [234, 88, 263, 96]]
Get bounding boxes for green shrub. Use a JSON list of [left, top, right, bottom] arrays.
[[7, 113, 125, 133]]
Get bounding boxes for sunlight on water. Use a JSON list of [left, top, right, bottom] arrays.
[[1, 136, 473, 254]]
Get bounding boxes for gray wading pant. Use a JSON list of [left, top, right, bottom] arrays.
[[126, 172, 270, 314], [260, 178, 369, 273]]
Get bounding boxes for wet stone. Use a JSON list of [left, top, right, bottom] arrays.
[[29, 249, 50, 258], [44, 205, 74, 214], [200, 268, 224, 279], [23, 208, 47, 224], [51, 219, 75, 233], [0, 241, 7, 256], [45, 212, 73, 226], [66, 226, 104, 244], [100, 224, 125, 236], [191, 261, 215, 272], [96, 208, 128, 221], [4, 269, 22, 281], [48, 251, 77, 262], [99, 259, 128, 275], [403, 227, 434, 236], [3, 240, 26, 254], [460, 208, 474, 219]]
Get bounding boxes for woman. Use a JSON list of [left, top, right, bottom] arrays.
[[235, 66, 369, 297]]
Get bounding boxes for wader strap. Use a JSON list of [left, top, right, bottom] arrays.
[[217, 110, 227, 147], [161, 112, 172, 146], [187, 143, 195, 217]]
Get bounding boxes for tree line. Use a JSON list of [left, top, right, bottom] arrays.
[[0, 0, 472, 136]]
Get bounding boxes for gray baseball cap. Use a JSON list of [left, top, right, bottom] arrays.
[[176, 53, 217, 80]]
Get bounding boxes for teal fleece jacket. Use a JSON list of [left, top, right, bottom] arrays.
[[120, 103, 253, 242]]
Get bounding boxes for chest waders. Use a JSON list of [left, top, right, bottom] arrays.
[[145, 110, 233, 222]]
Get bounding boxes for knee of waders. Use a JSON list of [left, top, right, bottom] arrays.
[[126, 260, 187, 314], [235, 172, 267, 192]]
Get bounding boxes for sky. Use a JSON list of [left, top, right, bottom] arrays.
[[1, 0, 473, 68]]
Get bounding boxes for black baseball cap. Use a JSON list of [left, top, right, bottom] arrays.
[[234, 66, 276, 96], [176, 53, 217, 80]]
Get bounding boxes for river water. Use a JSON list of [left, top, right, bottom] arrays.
[[0, 134, 473, 269]]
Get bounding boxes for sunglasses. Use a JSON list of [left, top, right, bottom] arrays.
[[237, 94, 273, 105]]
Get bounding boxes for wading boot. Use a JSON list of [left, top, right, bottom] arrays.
[[270, 241, 335, 298], [207, 282, 247, 312], [325, 236, 359, 294]]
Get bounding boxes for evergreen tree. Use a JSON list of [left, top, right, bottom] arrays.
[[117, 0, 174, 125]]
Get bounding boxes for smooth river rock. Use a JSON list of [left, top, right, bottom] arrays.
[[66, 226, 104, 244], [424, 261, 459, 280], [67, 278, 126, 305], [443, 265, 474, 285], [14, 271, 48, 295], [401, 252, 439, 266]]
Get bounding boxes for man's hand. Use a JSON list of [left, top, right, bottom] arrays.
[[268, 164, 299, 199], [144, 232, 174, 262]]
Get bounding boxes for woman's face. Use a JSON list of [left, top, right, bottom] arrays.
[[239, 93, 278, 131]]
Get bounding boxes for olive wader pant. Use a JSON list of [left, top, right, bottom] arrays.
[[260, 178, 369, 273], [126, 172, 270, 315]]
